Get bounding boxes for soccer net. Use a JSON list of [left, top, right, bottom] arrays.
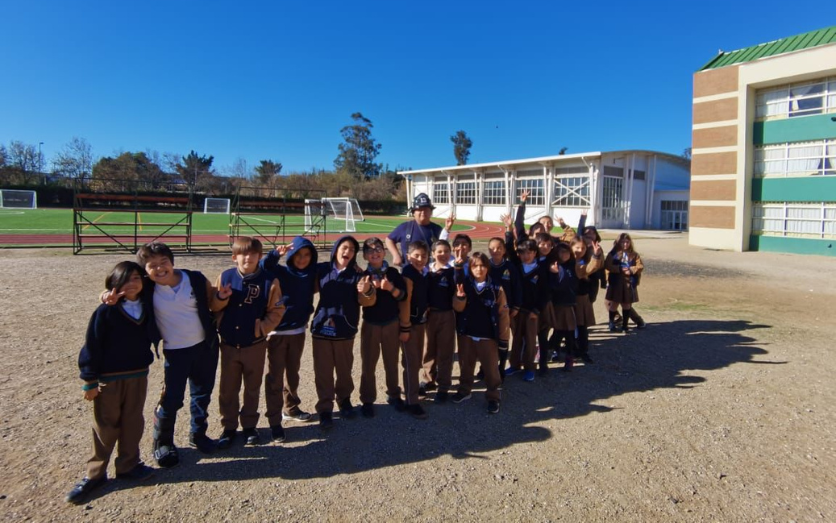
[[203, 198, 231, 214], [304, 197, 364, 233], [0, 190, 37, 209]]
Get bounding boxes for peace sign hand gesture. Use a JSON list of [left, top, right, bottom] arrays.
[[275, 243, 294, 257], [456, 283, 465, 298], [217, 283, 233, 300], [445, 214, 456, 231], [102, 289, 125, 306]]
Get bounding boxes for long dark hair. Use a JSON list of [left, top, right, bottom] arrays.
[[106, 261, 145, 297]]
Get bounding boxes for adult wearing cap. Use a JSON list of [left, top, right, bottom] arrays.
[[385, 193, 451, 267]]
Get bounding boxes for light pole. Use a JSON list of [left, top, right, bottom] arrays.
[[38, 142, 44, 185]]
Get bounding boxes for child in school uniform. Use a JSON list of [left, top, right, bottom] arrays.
[[505, 239, 550, 382], [67, 262, 155, 505], [260, 236, 319, 441], [310, 236, 376, 430], [604, 233, 644, 334], [130, 242, 228, 467], [399, 240, 431, 419], [487, 237, 522, 381], [214, 237, 285, 449], [547, 243, 580, 371], [420, 240, 457, 403], [534, 232, 556, 373], [570, 235, 604, 363], [451, 252, 511, 414], [359, 237, 409, 418]]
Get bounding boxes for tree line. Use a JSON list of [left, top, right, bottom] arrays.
[[0, 113, 475, 201]]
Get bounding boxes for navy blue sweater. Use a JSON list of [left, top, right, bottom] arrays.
[[489, 259, 522, 313], [402, 264, 429, 325], [362, 263, 406, 325], [261, 236, 318, 332], [216, 267, 278, 347], [550, 260, 578, 306], [78, 302, 154, 382], [427, 264, 455, 311], [454, 277, 507, 344]]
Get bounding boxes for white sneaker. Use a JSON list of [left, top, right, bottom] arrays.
[[282, 411, 313, 422]]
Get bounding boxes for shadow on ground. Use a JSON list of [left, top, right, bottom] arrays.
[[91, 319, 774, 495]]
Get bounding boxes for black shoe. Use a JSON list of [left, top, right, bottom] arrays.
[[116, 463, 155, 481], [242, 427, 260, 446], [319, 411, 333, 430], [361, 403, 375, 418], [217, 429, 237, 450], [339, 398, 357, 420], [407, 403, 428, 419], [65, 476, 107, 504], [387, 395, 406, 412], [189, 432, 217, 454], [450, 392, 471, 404], [475, 368, 485, 381], [434, 391, 448, 404], [538, 366, 549, 377], [581, 354, 594, 364], [636, 322, 647, 330], [270, 425, 285, 443], [153, 440, 179, 469], [487, 400, 500, 414]]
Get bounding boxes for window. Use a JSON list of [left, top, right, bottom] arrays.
[[553, 176, 590, 206], [661, 200, 688, 211], [603, 166, 623, 177], [601, 176, 624, 222], [433, 182, 449, 204], [456, 181, 476, 204], [633, 169, 646, 180], [754, 140, 836, 177], [752, 202, 836, 238], [660, 200, 688, 231], [483, 180, 505, 205], [515, 178, 544, 205], [756, 77, 836, 120]]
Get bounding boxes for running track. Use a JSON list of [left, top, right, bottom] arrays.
[[0, 220, 506, 248]]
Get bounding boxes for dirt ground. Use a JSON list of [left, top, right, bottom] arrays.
[[0, 235, 834, 522]]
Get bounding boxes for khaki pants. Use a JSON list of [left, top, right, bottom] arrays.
[[456, 337, 501, 402], [402, 323, 426, 405], [510, 310, 539, 371], [360, 320, 401, 404], [422, 309, 456, 392], [87, 376, 148, 480], [312, 337, 355, 413], [218, 340, 267, 430], [264, 333, 306, 426]]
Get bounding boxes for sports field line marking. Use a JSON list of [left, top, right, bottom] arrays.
[[138, 212, 142, 232], [0, 211, 26, 216], [82, 212, 111, 231]]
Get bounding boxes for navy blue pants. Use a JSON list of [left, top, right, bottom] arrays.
[[155, 340, 219, 439]]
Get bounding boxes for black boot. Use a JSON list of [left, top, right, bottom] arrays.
[[622, 309, 631, 334], [628, 308, 646, 329], [152, 407, 179, 468]]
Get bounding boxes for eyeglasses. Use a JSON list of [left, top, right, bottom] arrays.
[[366, 247, 384, 253]]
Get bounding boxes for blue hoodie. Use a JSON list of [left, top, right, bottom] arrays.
[[311, 236, 372, 340], [261, 236, 319, 332]]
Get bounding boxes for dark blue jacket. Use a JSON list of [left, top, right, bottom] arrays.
[[427, 264, 455, 311], [261, 236, 318, 332], [311, 236, 373, 339], [550, 260, 578, 306], [402, 264, 429, 325], [453, 276, 509, 347], [489, 258, 522, 313], [362, 262, 407, 325], [216, 267, 279, 347], [79, 302, 154, 382]]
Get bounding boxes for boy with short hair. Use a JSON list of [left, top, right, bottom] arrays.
[[134, 241, 229, 468], [506, 239, 550, 382], [486, 237, 522, 381], [399, 240, 431, 418], [420, 240, 456, 403], [213, 237, 285, 449], [311, 236, 376, 430], [359, 237, 409, 418], [260, 236, 319, 441]]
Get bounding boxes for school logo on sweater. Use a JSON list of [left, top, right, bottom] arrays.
[[502, 269, 511, 281], [321, 318, 336, 337], [531, 275, 539, 284], [438, 276, 448, 287]]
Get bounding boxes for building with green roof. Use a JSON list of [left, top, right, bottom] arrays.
[[690, 26, 836, 256]]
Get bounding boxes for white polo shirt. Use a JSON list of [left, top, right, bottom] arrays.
[[153, 270, 206, 350]]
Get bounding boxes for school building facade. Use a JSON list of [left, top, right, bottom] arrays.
[[690, 25, 836, 256], [400, 150, 690, 232]]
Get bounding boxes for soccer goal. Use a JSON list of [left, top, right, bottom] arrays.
[[203, 197, 231, 214], [305, 197, 364, 233], [0, 189, 37, 209]]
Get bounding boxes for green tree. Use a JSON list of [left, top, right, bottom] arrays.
[[254, 159, 282, 187], [450, 130, 473, 166], [91, 151, 169, 191], [52, 137, 94, 179], [175, 150, 215, 190], [334, 112, 382, 180]]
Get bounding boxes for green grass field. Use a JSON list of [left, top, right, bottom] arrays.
[[0, 208, 460, 237]]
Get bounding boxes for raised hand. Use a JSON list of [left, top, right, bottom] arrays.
[[581, 209, 589, 217], [380, 276, 394, 292], [520, 190, 530, 203], [456, 283, 465, 298], [550, 261, 560, 274], [445, 214, 456, 231], [591, 240, 602, 256], [217, 283, 233, 300], [357, 275, 371, 294], [102, 289, 125, 306], [500, 213, 513, 229], [276, 243, 294, 257]]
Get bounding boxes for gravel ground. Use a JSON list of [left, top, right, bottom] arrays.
[[0, 236, 834, 522]]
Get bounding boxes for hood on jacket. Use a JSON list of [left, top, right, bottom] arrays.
[[287, 236, 318, 276], [330, 235, 360, 269]]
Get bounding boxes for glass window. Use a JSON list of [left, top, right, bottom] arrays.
[[456, 182, 476, 205], [515, 178, 544, 206], [553, 176, 590, 207], [754, 140, 836, 177], [433, 183, 449, 204], [483, 180, 506, 205], [752, 203, 836, 239], [756, 77, 835, 120]]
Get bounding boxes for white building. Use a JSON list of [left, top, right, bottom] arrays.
[[400, 150, 690, 231]]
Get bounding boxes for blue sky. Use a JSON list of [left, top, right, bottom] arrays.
[[2, 1, 834, 175]]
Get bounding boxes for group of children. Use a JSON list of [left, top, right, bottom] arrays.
[[67, 193, 644, 505]]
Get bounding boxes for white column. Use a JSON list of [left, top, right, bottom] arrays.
[[588, 162, 598, 226], [475, 172, 484, 221]]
